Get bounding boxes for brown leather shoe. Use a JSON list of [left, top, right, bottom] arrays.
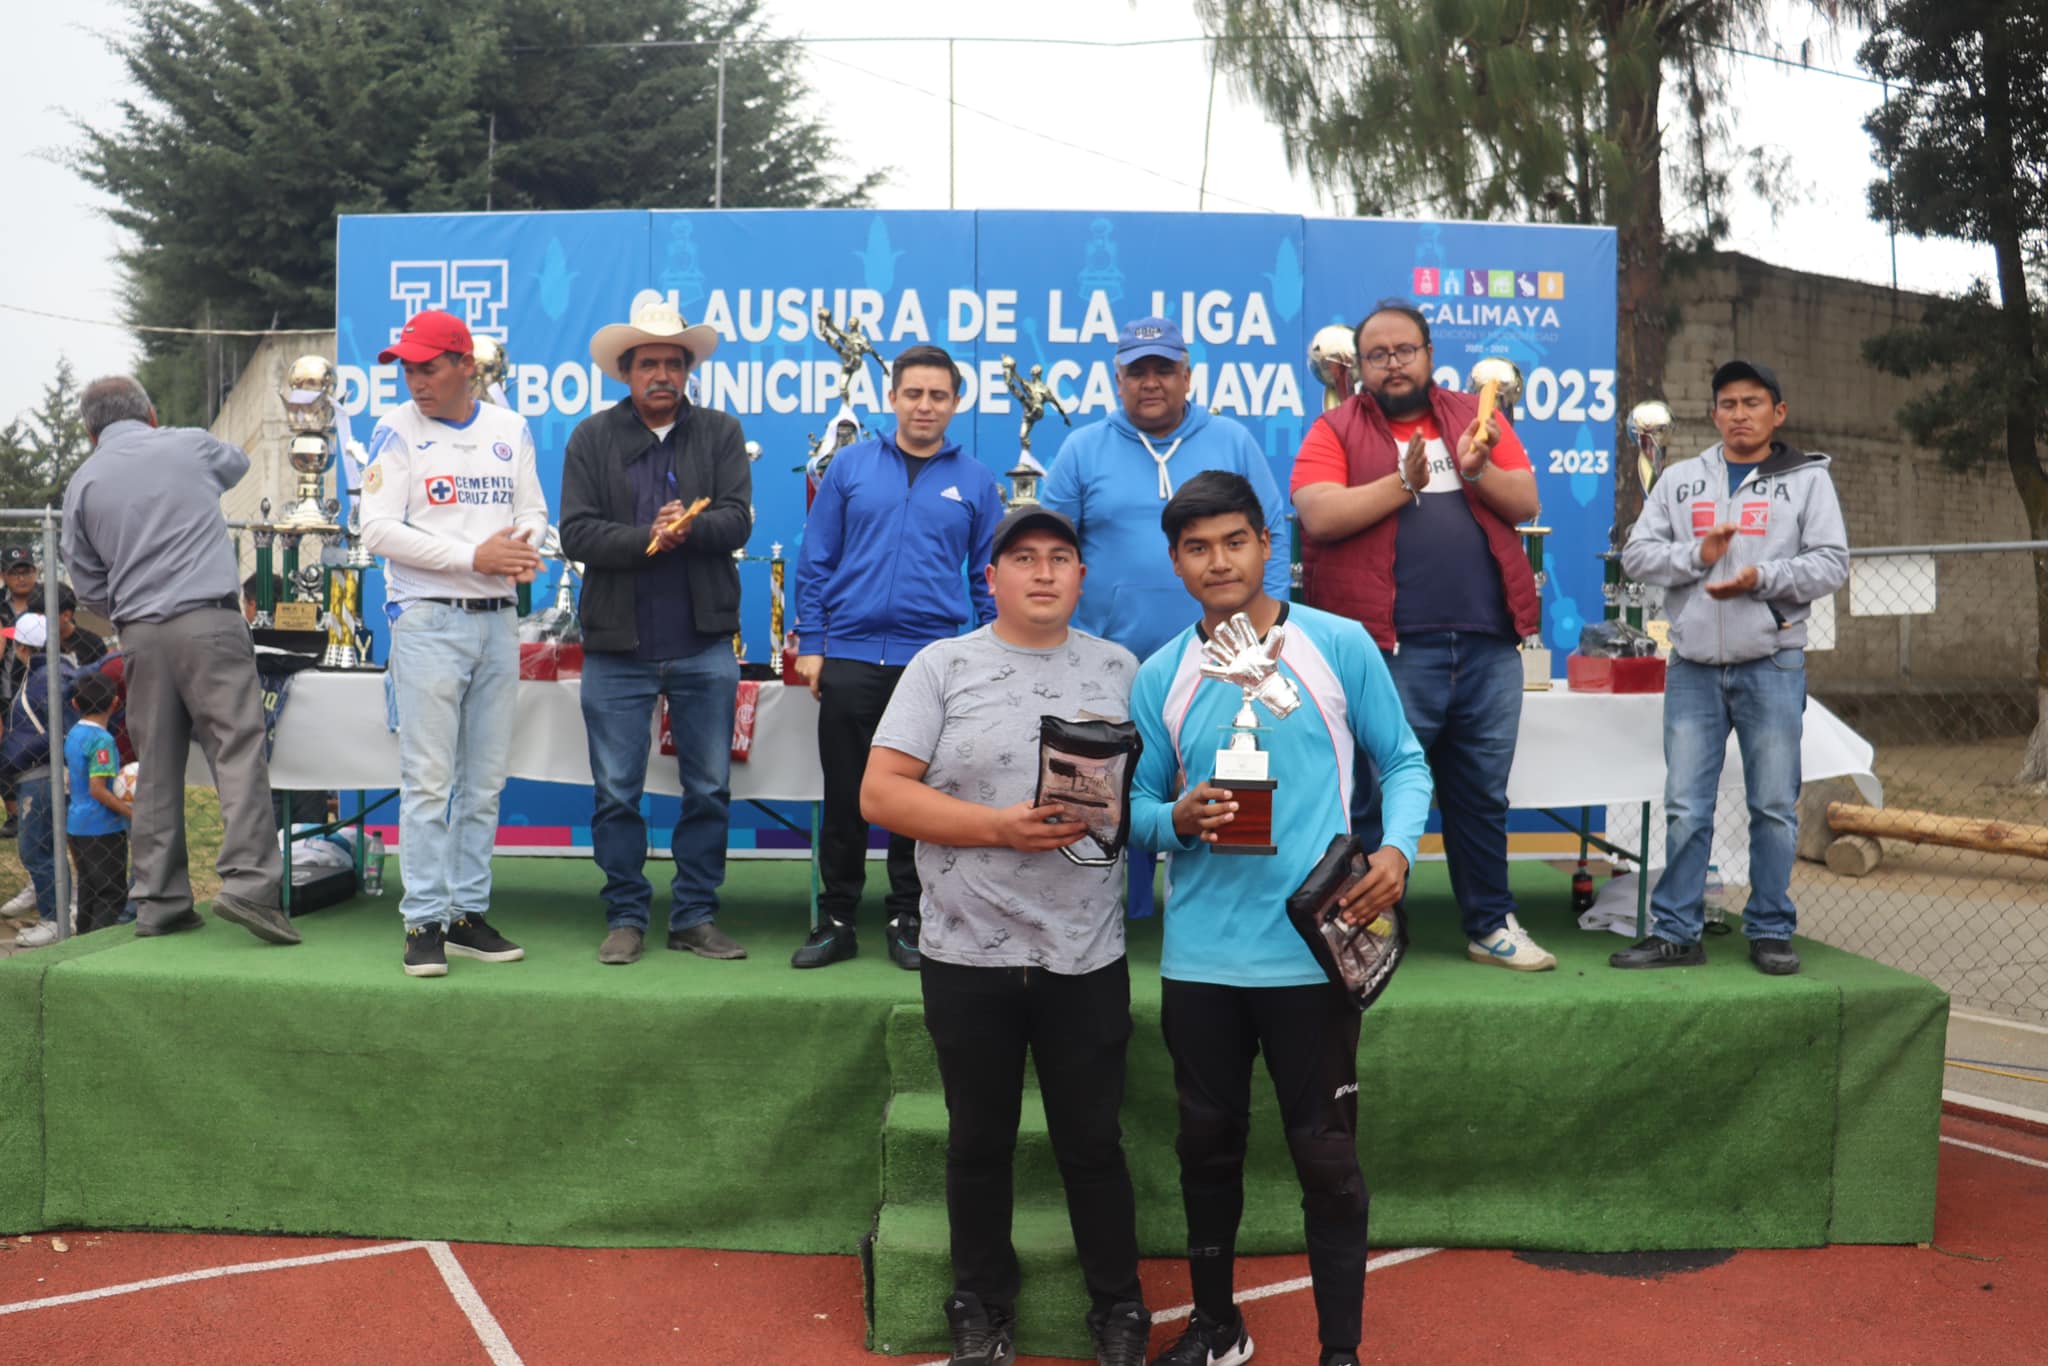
[[668, 922, 746, 959], [134, 909, 204, 938], [210, 891, 302, 945], [598, 926, 644, 965]]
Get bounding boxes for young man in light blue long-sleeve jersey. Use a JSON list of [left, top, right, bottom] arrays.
[[1128, 471, 1432, 1366]]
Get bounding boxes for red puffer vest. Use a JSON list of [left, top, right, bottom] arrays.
[[1298, 385, 1540, 650]]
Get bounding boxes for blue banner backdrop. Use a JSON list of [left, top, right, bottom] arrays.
[[334, 210, 1616, 849]]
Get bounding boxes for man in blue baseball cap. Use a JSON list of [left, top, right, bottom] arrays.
[[1043, 316, 1289, 918]]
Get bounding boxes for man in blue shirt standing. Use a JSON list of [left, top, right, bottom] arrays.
[[1042, 316, 1290, 920], [791, 344, 1003, 970], [1129, 472, 1431, 1366]]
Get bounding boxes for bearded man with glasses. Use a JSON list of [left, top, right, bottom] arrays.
[[1287, 301, 1556, 973]]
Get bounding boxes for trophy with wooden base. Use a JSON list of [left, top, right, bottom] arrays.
[[1201, 612, 1300, 857]]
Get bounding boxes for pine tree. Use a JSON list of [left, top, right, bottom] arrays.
[[69, 0, 882, 426]]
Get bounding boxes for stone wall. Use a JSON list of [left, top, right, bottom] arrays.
[[1665, 254, 2034, 694]]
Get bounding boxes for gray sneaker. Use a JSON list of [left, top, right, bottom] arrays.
[[211, 891, 302, 945], [668, 922, 747, 959], [598, 926, 645, 965]]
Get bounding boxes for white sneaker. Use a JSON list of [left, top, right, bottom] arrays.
[[1, 884, 36, 916], [1468, 912, 1557, 971], [13, 920, 58, 948]]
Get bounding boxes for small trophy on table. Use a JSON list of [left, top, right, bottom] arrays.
[[1200, 612, 1301, 856]]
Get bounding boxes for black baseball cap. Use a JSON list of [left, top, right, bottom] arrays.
[[1, 548, 33, 571], [1712, 360, 1783, 404], [989, 505, 1079, 561]]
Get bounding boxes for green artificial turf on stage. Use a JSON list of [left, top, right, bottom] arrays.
[[0, 856, 1944, 1284]]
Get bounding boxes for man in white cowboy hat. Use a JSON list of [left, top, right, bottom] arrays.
[[561, 298, 754, 966], [360, 308, 548, 978]]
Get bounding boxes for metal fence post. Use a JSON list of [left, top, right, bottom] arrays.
[[42, 507, 70, 942]]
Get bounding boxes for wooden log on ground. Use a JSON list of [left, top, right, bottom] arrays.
[[1798, 777, 1865, 863], [1826, 802, 2048, 861], [1823, 834, 1884, 877]]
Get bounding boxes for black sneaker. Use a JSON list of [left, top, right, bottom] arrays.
[[791, 919, 856, 969], [887, 914, 922, 970], [1320, 1352, 1361, 1366], [1087, 1299, 1150, 1366], [1609, 935, 1706, 969], [943, 1291, 1016, 1366], [1749, 938, 1801, 975], [446, 913, 524, 962], [403, 923, 448, 978], [1153, 1307, 1252, 1366]]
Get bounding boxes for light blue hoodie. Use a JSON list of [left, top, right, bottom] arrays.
[[1043, 404, 1291, 662]]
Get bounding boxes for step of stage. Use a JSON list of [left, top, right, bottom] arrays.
[[868, 1200, 1099, 1360], [885, 1090, 1058, 1207]]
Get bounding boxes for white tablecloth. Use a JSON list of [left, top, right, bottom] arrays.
[[253, 674, 1879, 817]]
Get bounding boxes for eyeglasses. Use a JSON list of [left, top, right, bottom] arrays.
[[1361, 344, 1426, 370]]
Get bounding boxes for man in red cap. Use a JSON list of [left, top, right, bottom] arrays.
[[360, 309, 548, 978]]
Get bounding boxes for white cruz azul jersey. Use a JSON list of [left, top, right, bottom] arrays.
[[359, 399, 549, 607]]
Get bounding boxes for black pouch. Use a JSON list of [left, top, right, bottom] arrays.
[[1284, 832, 1409, 1011], [1034, 716, 1142, 867]]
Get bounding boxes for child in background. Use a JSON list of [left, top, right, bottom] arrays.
[[65, 671, 130, 935]]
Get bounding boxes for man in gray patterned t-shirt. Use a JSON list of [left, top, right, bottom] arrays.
[[865, 505, 1150, 1366]]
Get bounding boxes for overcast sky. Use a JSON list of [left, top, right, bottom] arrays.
[[1, 0, 1996, 427]]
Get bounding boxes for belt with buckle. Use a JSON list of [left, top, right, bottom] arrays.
[[422, 597, 515, 612]]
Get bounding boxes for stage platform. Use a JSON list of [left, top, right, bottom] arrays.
[[0, 859, 1946, 1358]]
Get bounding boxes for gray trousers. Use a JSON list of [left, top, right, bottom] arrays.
[[122, 606, 282, 925]]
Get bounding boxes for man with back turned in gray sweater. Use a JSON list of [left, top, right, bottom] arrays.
[[61, 376, 299, 945]]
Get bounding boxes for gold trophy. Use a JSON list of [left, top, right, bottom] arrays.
[[1308, 324, 1359, 411], [1201, 612, 1301, 856], [1618, 399, 1674, 631], [470, 335, 510, 403], [999, 355, 1070, 506]]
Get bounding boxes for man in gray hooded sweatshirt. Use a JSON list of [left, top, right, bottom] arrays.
[[1613, 360, 1849, 975]]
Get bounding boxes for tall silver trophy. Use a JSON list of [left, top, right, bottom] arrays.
[[1308, 324, 1358, 411], [1200, 613, 1301, 856]]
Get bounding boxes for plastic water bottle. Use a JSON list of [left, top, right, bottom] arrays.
[[1703, 863, 1728, 934], [363, 833, 386, 896]]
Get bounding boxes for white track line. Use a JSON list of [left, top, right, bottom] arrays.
[[0, 1239, 428, 1316], [1949, 1010, 2048, 1038], [425, 1241, 524, 1366], [1942, 1136, 2048, 1172], [911, 1246, 1443, 1365], [1148, 1245, 1445, 1325]]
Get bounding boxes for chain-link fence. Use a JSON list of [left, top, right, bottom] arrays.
[[1788, 542, 2047, 1024], [0, 511, 142, 956]]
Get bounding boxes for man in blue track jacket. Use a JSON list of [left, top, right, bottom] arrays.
[[1129, 471, 1431, 1366], [792, 344, 1004, 970]]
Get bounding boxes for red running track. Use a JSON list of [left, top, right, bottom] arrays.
[[3, 1114, 2043, 1364]]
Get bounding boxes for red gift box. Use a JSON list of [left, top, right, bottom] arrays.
[[1565, 651, 1666, 693]]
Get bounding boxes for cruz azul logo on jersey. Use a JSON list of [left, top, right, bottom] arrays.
[[491, 441, 514, 462], [425, 473, 517, 508], [387, 259, 510, 345]]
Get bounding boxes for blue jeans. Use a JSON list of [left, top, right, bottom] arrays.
[[1353, 632, 1522, 938], [580, 646, 739, 933], [1649, 650, 1806, 945], [18, 776, 56, 922], [389, 602, 518, 930]]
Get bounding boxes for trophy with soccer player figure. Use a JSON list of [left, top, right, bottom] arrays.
[[1201, 612, 1301, 856], [1308, 324, 1359, 411], [1000, 355, 1070, 506], [805, 309, 887, 500]]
